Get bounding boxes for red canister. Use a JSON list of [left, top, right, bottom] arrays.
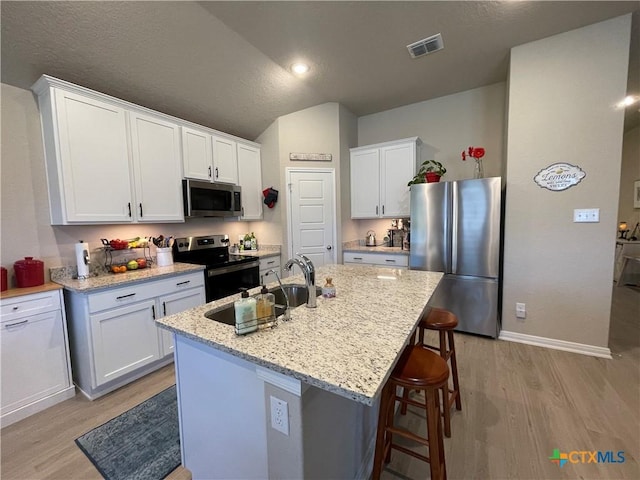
[[1, 267, 7, 291], [14, 257, 45, 288]]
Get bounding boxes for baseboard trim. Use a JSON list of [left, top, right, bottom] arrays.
[[499, 330, 612, 359]]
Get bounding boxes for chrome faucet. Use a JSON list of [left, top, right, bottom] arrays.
[[284, 253, 317, 308], [267, 269, 291, 321]]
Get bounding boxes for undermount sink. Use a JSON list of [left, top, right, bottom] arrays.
[[271, 284, 322, 308], [204, 284, 322, 326]]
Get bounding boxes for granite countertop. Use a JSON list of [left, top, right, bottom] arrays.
[[229, 250, 280, 259], [157, 264, 442, 405], [343, 244, 409, 255], [51, 263, 205, 293]]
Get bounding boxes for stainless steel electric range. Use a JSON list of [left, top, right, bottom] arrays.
[[172, 234, 260, 302]]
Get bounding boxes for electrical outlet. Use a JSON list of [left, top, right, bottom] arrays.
[[516, 302, 526, 319], [573, 208, 600, 223], [270, 395, 289, 436]]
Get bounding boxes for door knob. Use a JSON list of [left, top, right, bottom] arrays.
[[326, 245, 332, 250]]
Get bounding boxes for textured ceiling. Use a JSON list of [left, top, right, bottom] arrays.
[[1, 1, 639, 140]]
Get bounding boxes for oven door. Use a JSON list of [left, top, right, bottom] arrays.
[[206, 260, 260, 301]]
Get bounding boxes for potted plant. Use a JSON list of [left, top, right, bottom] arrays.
[[407, 160, 447, 186]]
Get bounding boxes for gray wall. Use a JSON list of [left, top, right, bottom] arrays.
[[502, 15, 631, 348]]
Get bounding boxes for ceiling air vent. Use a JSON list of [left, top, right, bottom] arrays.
[[407, 33, 444, 58]]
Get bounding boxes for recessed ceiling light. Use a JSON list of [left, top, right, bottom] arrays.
[[291, 63, 310, 75], [617, 95, 639, 108]]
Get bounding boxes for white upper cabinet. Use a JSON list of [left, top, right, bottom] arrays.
[[129, 112, 184, 222], [350, 137, 420, 219], [350, 148, 381, 218], [212, 135, 238, 184], [47, 88, 134, 223], [182, 126, 213, 181], [236, 143, 263, 220], [32, 75, 260, 225]]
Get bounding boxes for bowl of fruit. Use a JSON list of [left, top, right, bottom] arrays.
[[107, 239, 129, 250], [110, 258, 148, 274]]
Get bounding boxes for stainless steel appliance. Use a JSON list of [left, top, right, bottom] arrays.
[[410, 177, 502, 337], [173, 234, 259, 302], [182, 180, 242, 217]]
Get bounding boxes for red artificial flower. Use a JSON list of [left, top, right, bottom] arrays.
[[462, 146, 485, 161]]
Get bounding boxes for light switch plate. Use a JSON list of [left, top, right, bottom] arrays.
[[573, 208, 600, 223]]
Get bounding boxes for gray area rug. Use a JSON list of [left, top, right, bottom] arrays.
[[75, 385, 180, 480]]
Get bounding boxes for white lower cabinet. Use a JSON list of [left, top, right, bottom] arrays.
[[259, 255, 281, 285], [65, 271, 205, 399], [343, 251, 409, 269], [91, 299, 161, 386], [1, 288, 74, 427], [158, 288, 206, 357]]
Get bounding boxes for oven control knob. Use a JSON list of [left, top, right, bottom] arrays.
[[179, 242, 184, 248]]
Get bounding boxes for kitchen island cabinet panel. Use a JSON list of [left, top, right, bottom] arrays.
[[129, 112, 184, 223]]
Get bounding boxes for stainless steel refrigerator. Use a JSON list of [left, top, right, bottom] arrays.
[[410, 177, 502, 337]]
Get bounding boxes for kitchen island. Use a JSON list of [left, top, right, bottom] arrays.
[[158, 264, 442, 479]]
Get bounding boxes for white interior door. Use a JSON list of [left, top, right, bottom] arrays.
[[287, 169, 336, 272]]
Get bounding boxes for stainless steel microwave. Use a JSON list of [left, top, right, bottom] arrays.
[[182, 179, 242, 217]]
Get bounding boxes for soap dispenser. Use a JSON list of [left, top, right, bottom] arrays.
[[256, 284, 275, 325], [234, 289, 257, 334]]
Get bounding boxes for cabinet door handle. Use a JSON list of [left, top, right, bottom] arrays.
[[215, 167, 219, 179], [163, 302, 167, 316], [127, 202, 132, 217], [353, 257, 363, 260], [176, 280, 191, 286], [4, 319, 28, 328], [12, 306, 19, 311], [267, 260, 275, 265], [382, 205, 385, 215], [208, 166, 212, 178], [116, 293, 136, 300], [241, 207, 244, 217], [151, 305, 156, 320], [385, 259, 396, 263], [376, 206, 378, 215], [139, 203, 143, 217]]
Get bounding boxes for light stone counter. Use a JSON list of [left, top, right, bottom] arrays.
[[51, 262, 205, 293], [157, 264, 442, 405], [343, 245, 409, 255], [229, 249, 280, 259]]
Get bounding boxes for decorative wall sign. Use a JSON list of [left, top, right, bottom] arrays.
[[534, 163, 586, 191], [289, 153, 332, 161]]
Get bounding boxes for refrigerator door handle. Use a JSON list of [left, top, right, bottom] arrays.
[[451, 181, 458, 274]]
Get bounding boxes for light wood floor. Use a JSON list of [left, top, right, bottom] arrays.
[[1, 286, 638, 480]]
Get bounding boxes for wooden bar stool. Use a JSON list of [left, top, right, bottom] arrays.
[[416, 307, 462, 438], [372, 345, 449, 480]]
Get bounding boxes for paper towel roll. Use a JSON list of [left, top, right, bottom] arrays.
[[75, 241, 90, 278]]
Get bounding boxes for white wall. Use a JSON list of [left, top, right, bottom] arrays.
[[502, 15, 631, 349], [0, 83, 252, 286]]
